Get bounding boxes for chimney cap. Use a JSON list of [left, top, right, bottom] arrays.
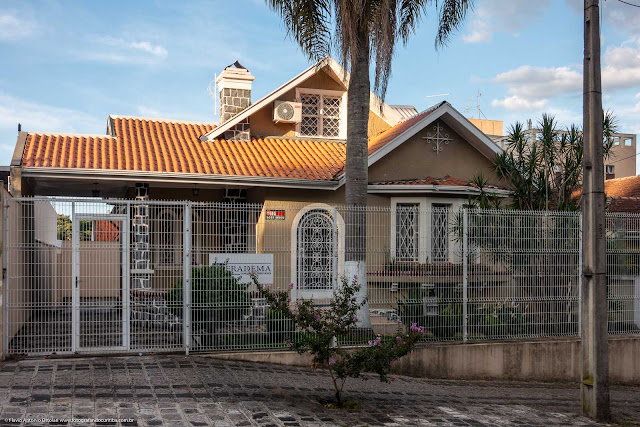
[[226, 60, 247, 70]]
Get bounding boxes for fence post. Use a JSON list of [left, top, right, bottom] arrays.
[[183, 202, 192, 355], [578, 212, 583, 337], [462, 208, 469, 343], [2, 197, 9, 359]]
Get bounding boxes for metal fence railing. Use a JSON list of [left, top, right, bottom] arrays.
[[2, 197, 640, 356]]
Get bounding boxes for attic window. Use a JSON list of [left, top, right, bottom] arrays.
[[296, 88, 346, 139]]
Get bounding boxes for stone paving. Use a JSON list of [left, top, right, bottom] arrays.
[[0, 355, 639, 426]]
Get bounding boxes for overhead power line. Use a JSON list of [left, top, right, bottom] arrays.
[[617, 0, 640, 8]]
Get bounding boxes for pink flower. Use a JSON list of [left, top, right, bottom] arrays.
[[314, 313, 320, 321], [395, 336, 403, 344], [368, 337, 381, 347], [285, 339, 292, 347], [289, 283, 294, 289], [353, 317, 358, 323], [410, 323, 425, 335], [329, 358, 336, 366], [391, 377, 396, 382], [353, 275, 358, 280], [264, 283, 271, 289]]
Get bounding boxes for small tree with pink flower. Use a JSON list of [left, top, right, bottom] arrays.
[[252, 275, 425, 406]]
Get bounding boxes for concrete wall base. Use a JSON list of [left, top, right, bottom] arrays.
[[200, 336, 640, 384]]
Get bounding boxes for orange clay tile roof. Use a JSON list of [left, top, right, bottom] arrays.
[[572, 175, 640, 200], [21, 105, 447, 182], [21, 117, 347, 181], [371, 175, 506, 190], [367, 102, 443, 156]]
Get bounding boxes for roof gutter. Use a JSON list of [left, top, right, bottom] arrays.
[[21, 167, 341, 190]]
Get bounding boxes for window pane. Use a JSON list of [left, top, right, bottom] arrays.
[[396, 203, 419, 262], [431, 204, 450, 263], [323, 96, 341, 117], [301, 116, 318, 136], [323, 118, 340, 137], [301, 94, 319, 116], [625, 138, 633, 146]]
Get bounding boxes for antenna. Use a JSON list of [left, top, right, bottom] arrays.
[[207, 73, 219, 120], [425, 93, 450, 99]]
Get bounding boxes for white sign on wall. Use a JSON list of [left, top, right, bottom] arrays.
[[208, 253, 274, 286]]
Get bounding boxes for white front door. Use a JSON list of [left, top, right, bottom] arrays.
[[72, 213, 129, 352]]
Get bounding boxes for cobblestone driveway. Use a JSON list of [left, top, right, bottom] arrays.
[[0, 355, 638, 426]]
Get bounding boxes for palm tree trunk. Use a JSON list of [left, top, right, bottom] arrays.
[[344, 29, 371, 328]]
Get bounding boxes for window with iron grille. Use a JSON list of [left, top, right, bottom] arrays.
[[298, 90, 344, 138], [431, 204, 450, 262], [395, 203, 420, 262]]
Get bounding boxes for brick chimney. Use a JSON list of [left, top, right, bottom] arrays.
[[217, 60, 255, 141]]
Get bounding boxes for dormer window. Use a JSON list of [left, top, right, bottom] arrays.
[[296, 88, 346, 139]]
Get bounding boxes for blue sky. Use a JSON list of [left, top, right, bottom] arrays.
[[1, 0, 640, 170]]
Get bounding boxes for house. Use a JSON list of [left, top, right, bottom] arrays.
[[10, 57, 509, 269], [4, 58, 514, 355]]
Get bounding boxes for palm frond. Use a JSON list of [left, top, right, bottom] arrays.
[[266, 0, 333, 62], [435, 0, 475, 49]]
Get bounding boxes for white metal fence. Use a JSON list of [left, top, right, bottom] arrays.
[[3, 197, 639, 356]]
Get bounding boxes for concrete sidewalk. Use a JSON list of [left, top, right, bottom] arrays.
[[0, 355, 638, 426]]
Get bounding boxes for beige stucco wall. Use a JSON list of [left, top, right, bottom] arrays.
[[369, 119, 505, 188], [248, 67, 392, 140], [251, 69, 346, 138]]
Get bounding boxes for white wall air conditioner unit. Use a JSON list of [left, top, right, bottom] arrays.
[[273, 100, 302, 123]]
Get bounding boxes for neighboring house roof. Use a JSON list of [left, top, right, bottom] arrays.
[[606, 197, 640, 213], [389, 105, 419, 121], [200, 57, 403, 142], [94, 220, 120, 241], [571, 175, 640, 212], [603, 175, 640, 198]]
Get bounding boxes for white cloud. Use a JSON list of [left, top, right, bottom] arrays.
[[0, 12, 37, 41], [76, 36, 168, 64], [491, 36, 640, 112], [463, 0, 550, 44], [0, 92, 102, 136], [493, 65, 582, 100], [491, 96, 547, 111]]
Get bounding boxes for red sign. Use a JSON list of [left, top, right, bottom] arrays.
[[265, 209, 285, 220]]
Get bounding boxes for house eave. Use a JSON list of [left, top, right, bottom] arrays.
[[20, 167, 340, 190], [367, 184, 511, 196]]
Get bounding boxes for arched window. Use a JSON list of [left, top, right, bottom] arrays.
[[297, 209, 336, 291]]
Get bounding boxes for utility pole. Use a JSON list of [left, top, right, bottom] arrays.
[[582, 0, 610, 420]]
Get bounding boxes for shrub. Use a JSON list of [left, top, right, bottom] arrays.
[[252, 275, 425, 406], [166, 265, 252, 334], [397, 289, 461, 340]]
